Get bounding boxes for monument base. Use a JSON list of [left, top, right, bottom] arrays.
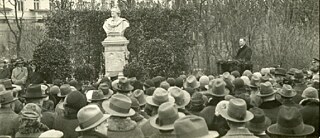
[[102, 35, 129, 77]]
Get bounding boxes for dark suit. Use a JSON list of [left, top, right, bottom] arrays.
[[235, 45, 252, 62]]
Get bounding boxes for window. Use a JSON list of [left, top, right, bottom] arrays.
[[17, 0, 24, 11], [34, 0, 40, 10]]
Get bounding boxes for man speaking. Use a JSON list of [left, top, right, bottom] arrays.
[[235, 38, 252, 62]]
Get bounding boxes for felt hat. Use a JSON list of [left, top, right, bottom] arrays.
[[113, 77, 134, 92], [190, 92, 205, 106], [89, 90, 109, 102], [75, 104, 110, 132], [232, 78, 245, 89], [257, 82, 276, 97], [260, 75, 270, 83], [0, 84, 17, 105], [175, 77, 184, 88], [246, 107, 271, 133], [102, 94, 135, 117], [150, 102, 185, 130], [174, 115, 219, 138], [58, 84, 72, 97], [277, 84, 296, 98], [267, 106, 315, 136], [130, 97, 140, 109], [168, 86, 190, 108], [184, 75, 200, 89], [215, 100, 230, 116], [231, 70, 240, 78], [98, 83, 113, 98], [132, 89, 146, 106], [20, 103, 42, 119], [65, 91, 87, 111], [275, 68, 286, 76], [242, 70, 253, 77], [302, 87, 318, 99], [209, 79, 230, 97], [260, 68, 270, 76], [49, 85, 60, 95], [160, 81, 170, 90], [144, 79, 155, 88], [69, 80, 79, 88], [199, 75, 210, 88], [145, 87, 156, 96], [253, 72, 262, 79], [294, 70, 304, 80], [219, 98, 253, 122], [166, 78, 176, 86], [249, 74, 260, 88], [0, 79, 15, 90], [240, 76, 250, 86], [287, 68, 297, 75], [152, 76, 165, 87], [208, 75, 215, 81], [23, 84, 47, 99], [145, 88, 175, 107]]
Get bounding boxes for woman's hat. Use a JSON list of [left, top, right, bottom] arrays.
[[146, 88, 175, 107], [102, 94, 135, 117], [132, 89, 146, 106], [58, 84, 72, 97], [75, 104, 110, 132], [267, 106, 315, 136], [113, 77, 134, 92], [302, 87, 318, 99], [257, 82, 276, 97], [219, 98, 253, 122], [183, 75, 200, 89], [209, 79, 230, 97], [246, 107, 271, 133], [168, 86, 190, 108], [21, 103, 42, 119], [150, 102, 185, 130], [277, 84, 296, 98], [23, 84, 48, 99], [174, 115, 219, 138]]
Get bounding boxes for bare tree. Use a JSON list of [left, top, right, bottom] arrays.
[[0, 0, 24, 57]]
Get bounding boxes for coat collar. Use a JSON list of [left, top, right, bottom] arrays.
[[225, 128, 255, 136]]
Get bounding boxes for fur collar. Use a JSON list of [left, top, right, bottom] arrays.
[[108, 116, 137, 132], [299, 98, 319, 106]]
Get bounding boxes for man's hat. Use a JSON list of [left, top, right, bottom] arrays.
[[183, 75, 200, 89], [102, 94, 135, 117], [58, 84, 72, 97], [302, 87, 318, 99], [145, 88, 175, 107], [23, 84, 47, 99], [150, 102, 185, 130], [174, 115, 219, 138], [75, 104, 110, 132], [168, 86, 190, 108], [0, 84, 17, 105], [98, 83, 113, 99], [113, 77, 134, 92], [294, 70, 304, 80], [287, 68, 298, 76], [246, 107, 271, 133], [257, 82, 276, 97], [249, 74, 260, 88], [267, 106, 314, 136], [277, 84, 296, 98], [88, 90, 109, 102], [275, 68, 286, 76], [132, 89, 146, 106], [208, 79, 230, 97], [0, 79, 16, 90], [219, 98, 253, 122]]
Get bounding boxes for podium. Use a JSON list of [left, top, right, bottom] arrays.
[[216, 60, 253, 75]]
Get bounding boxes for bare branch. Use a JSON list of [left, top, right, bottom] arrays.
[[2, 0, 18, 39]]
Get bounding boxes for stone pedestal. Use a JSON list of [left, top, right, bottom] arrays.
[[102, 33, 129, 77]]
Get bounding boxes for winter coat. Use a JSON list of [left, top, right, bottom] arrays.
[[235, 45, 253, 62], [107, 116, 144, 138], [150, 131, 176, 138], [199, 105, 229, 136], [299, 99, 319, 137], [222, 128, 258, 138], [15, 131, 43, 138], [293, 83, 307, 103], [53, 109, 79, 138], [0, 107, 19, 137], [141, 119, 158, 138], [41, 111, 56, 129], [11, 67, 28, 85], [258, 100, 282, 124], [280, 99, 302, 109], [0, 67, 11, 79]]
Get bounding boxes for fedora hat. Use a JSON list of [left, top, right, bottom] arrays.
[[58, 84, 72, 97], [275, 68, 286, 76], [277, 84, 296, 98], [132, 89, 146, 106], [98, 83, 113, 99], [143, 79, 155, 88], [257, 82, 276, 97], [113, 77, 134, 92], [102, 94, 135, 117], [209, 79, 230, 97], [89, 90, 109, 102], [249, 74, 260, 88], [219, 98, 253, 122], [75, 104, 110, 132], [246, 107, 271, 133], [294, 70, 304, 80], [0, 85, 17, 105], [287, 68, 297, 76], [183, 75, 200, 89], [0, 79, 15, 90], [267, 106, 315, 136], [168, 86, 190, 108], [260, 75, 270, 83], [150, 102, 185, 130], [174, 115, 219, 138], [146, 88, 175, 106], [23, 84, 47, 99]]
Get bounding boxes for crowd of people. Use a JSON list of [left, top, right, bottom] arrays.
[[0, 57, 319, 138]]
